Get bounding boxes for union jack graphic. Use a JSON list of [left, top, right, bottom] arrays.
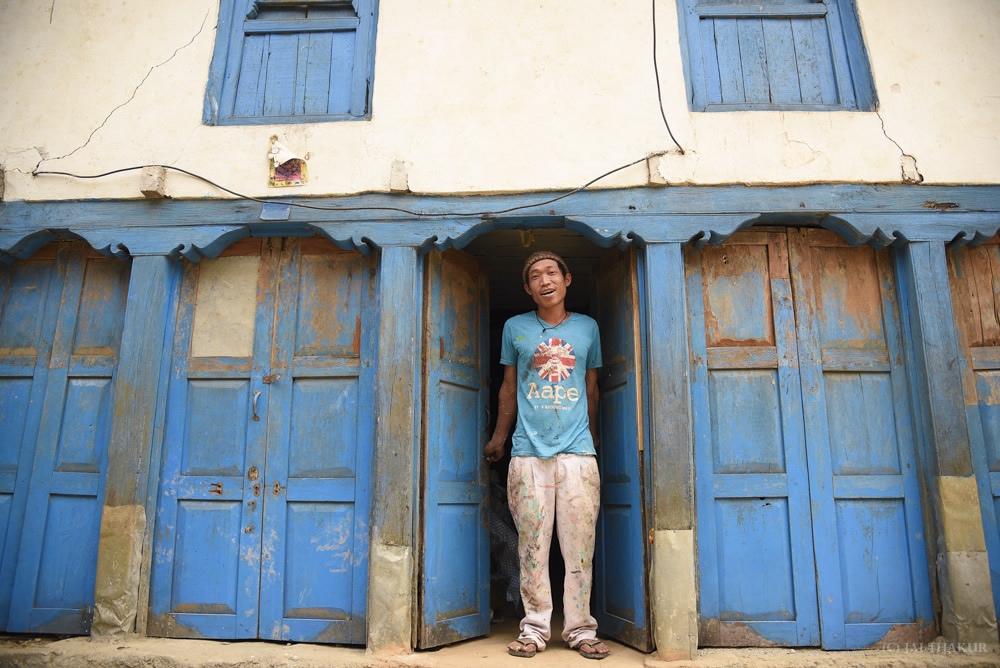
[[533, 338, 576, 382]]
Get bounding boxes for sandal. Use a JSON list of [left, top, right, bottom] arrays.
[[577, 639, 610, 660], [507, 638, 538, 658]]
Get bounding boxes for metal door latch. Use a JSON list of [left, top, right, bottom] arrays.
[[262, 374, 280, 384], [252, 391, 262, 421]]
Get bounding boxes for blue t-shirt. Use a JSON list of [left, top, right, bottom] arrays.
[[500, 311, 602, 458]]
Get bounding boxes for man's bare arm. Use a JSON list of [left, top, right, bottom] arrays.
[[586, 367, 600, 449], [485, 365, 518, 462]]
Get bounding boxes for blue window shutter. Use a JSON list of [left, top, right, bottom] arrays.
[[677, 0, 876, 111], [204, 0, 378, 125]]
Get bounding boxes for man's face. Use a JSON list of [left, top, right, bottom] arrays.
[[524, 259, 572, 308]]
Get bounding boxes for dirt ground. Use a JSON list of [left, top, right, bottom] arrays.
[[0, 619, 997, 668]]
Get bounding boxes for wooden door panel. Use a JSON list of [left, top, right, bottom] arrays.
[[788, 229, 932, 649], [0, 252, 60, 630], [419, 249, 489, 649], [183, 380, 252, 475], [149, 241, 271, 639], [152, 239, 373, 643], [709, 369, 784, 473], [170, 499, 244, 615], [690, 230, 819, 647], [825, 372, 900, 474], [7, 246, 129, 634], [593, 248, 651, 650], [258, 239, 373, 644]]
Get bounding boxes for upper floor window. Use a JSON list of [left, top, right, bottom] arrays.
[[204, 0, 378, 125], [676, 0, 876, 111]]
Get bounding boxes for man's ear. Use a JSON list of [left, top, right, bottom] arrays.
[[524, 283, 531, 295], [565, 272, 572, 287]]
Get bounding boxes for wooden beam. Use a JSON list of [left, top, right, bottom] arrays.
[[368, 245, 421, 652], [643, 242, 694, 529], [895, 242, 974, 478]]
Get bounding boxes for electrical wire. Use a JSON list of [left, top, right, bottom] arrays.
[[652, 0, 685, 154], [34, 156, 652, 217]]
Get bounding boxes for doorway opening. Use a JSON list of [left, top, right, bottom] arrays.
[[418, 227, 651, 651], [461, 227, 613, 638]]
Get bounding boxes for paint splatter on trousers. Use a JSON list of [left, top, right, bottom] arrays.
[[507, 454, 601, 651]]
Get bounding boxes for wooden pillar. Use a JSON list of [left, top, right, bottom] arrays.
[[643, 242, 698, 660], [367, 245, 421, 654], [92, 255, 178, 638], [895, 241, 998, 644]]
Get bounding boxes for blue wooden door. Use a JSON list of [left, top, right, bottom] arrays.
[[691, 228, 933, 649], [788, 229, 933, 649], [150, 238, 373, 643], [0, 242, 129, 633], [947, 235, 1000, 622], [419, 249, 490, 648], [688, 231, 820, 647], [257, 238, 375, 643], [593, 248, 652, 651]]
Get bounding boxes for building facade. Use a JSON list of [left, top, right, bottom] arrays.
[[1, 0, 999, 659]]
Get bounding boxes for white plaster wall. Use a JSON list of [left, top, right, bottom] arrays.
[[1, 0, 997, 201]]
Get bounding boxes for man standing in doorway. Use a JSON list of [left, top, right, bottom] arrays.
[[484, 251, 610, 660]]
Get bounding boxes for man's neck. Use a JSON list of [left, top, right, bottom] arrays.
[[535, 305, 568, 326]]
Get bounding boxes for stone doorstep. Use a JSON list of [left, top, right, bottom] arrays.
[[0, 635, 999, 668]]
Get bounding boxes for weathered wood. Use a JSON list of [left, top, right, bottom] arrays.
[[592, 247, 652, 651], [787, 228, 932, 648], [689, 231, 819, 647], [418, 250, 489, 648], [73, 226, 250, 261], [895, 242, 975, 478], [371, 245, 419, 545], [104, 256, 178, 507], [0, 245, 69, 630], [368, 245, 420, 652], [5, 245, 132, 634], [643, 243, 693, 530], [2, 185, 999, 230]]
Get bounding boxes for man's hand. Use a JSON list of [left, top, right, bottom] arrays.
[[485, 366, 517, 463], [484, 438, 505, 463]]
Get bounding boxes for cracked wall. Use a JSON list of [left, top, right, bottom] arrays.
[[0, 0, 997, 202]]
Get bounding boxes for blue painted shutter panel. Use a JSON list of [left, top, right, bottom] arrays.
[[946, 237, 1000, 625], [213, 0, 374, 124], [689, 232, 820, 647], [786, 229, 933, 649], [593, 249, 652, 651], [149, 240, 274, 639], [419, 250, 490, 649], [680, 0, 873, 110], [150, 238, 373, 644], [692, 230, 934, 648], [257, 239, 374, 643], [0, 250, 61, 631], [3, 244, 129, 634]]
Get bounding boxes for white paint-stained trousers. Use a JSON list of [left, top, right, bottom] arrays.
[[507, 454, 601, 651]]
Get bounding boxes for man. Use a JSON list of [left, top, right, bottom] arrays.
[[484, 251, 610, 660]]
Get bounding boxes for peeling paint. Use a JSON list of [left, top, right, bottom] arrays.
[[698, 618, 780, 647], [146, 611, 209, 639], [863, 619, 938, 648]]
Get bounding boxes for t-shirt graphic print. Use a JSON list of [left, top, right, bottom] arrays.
[[535, 338, 575, 382]]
